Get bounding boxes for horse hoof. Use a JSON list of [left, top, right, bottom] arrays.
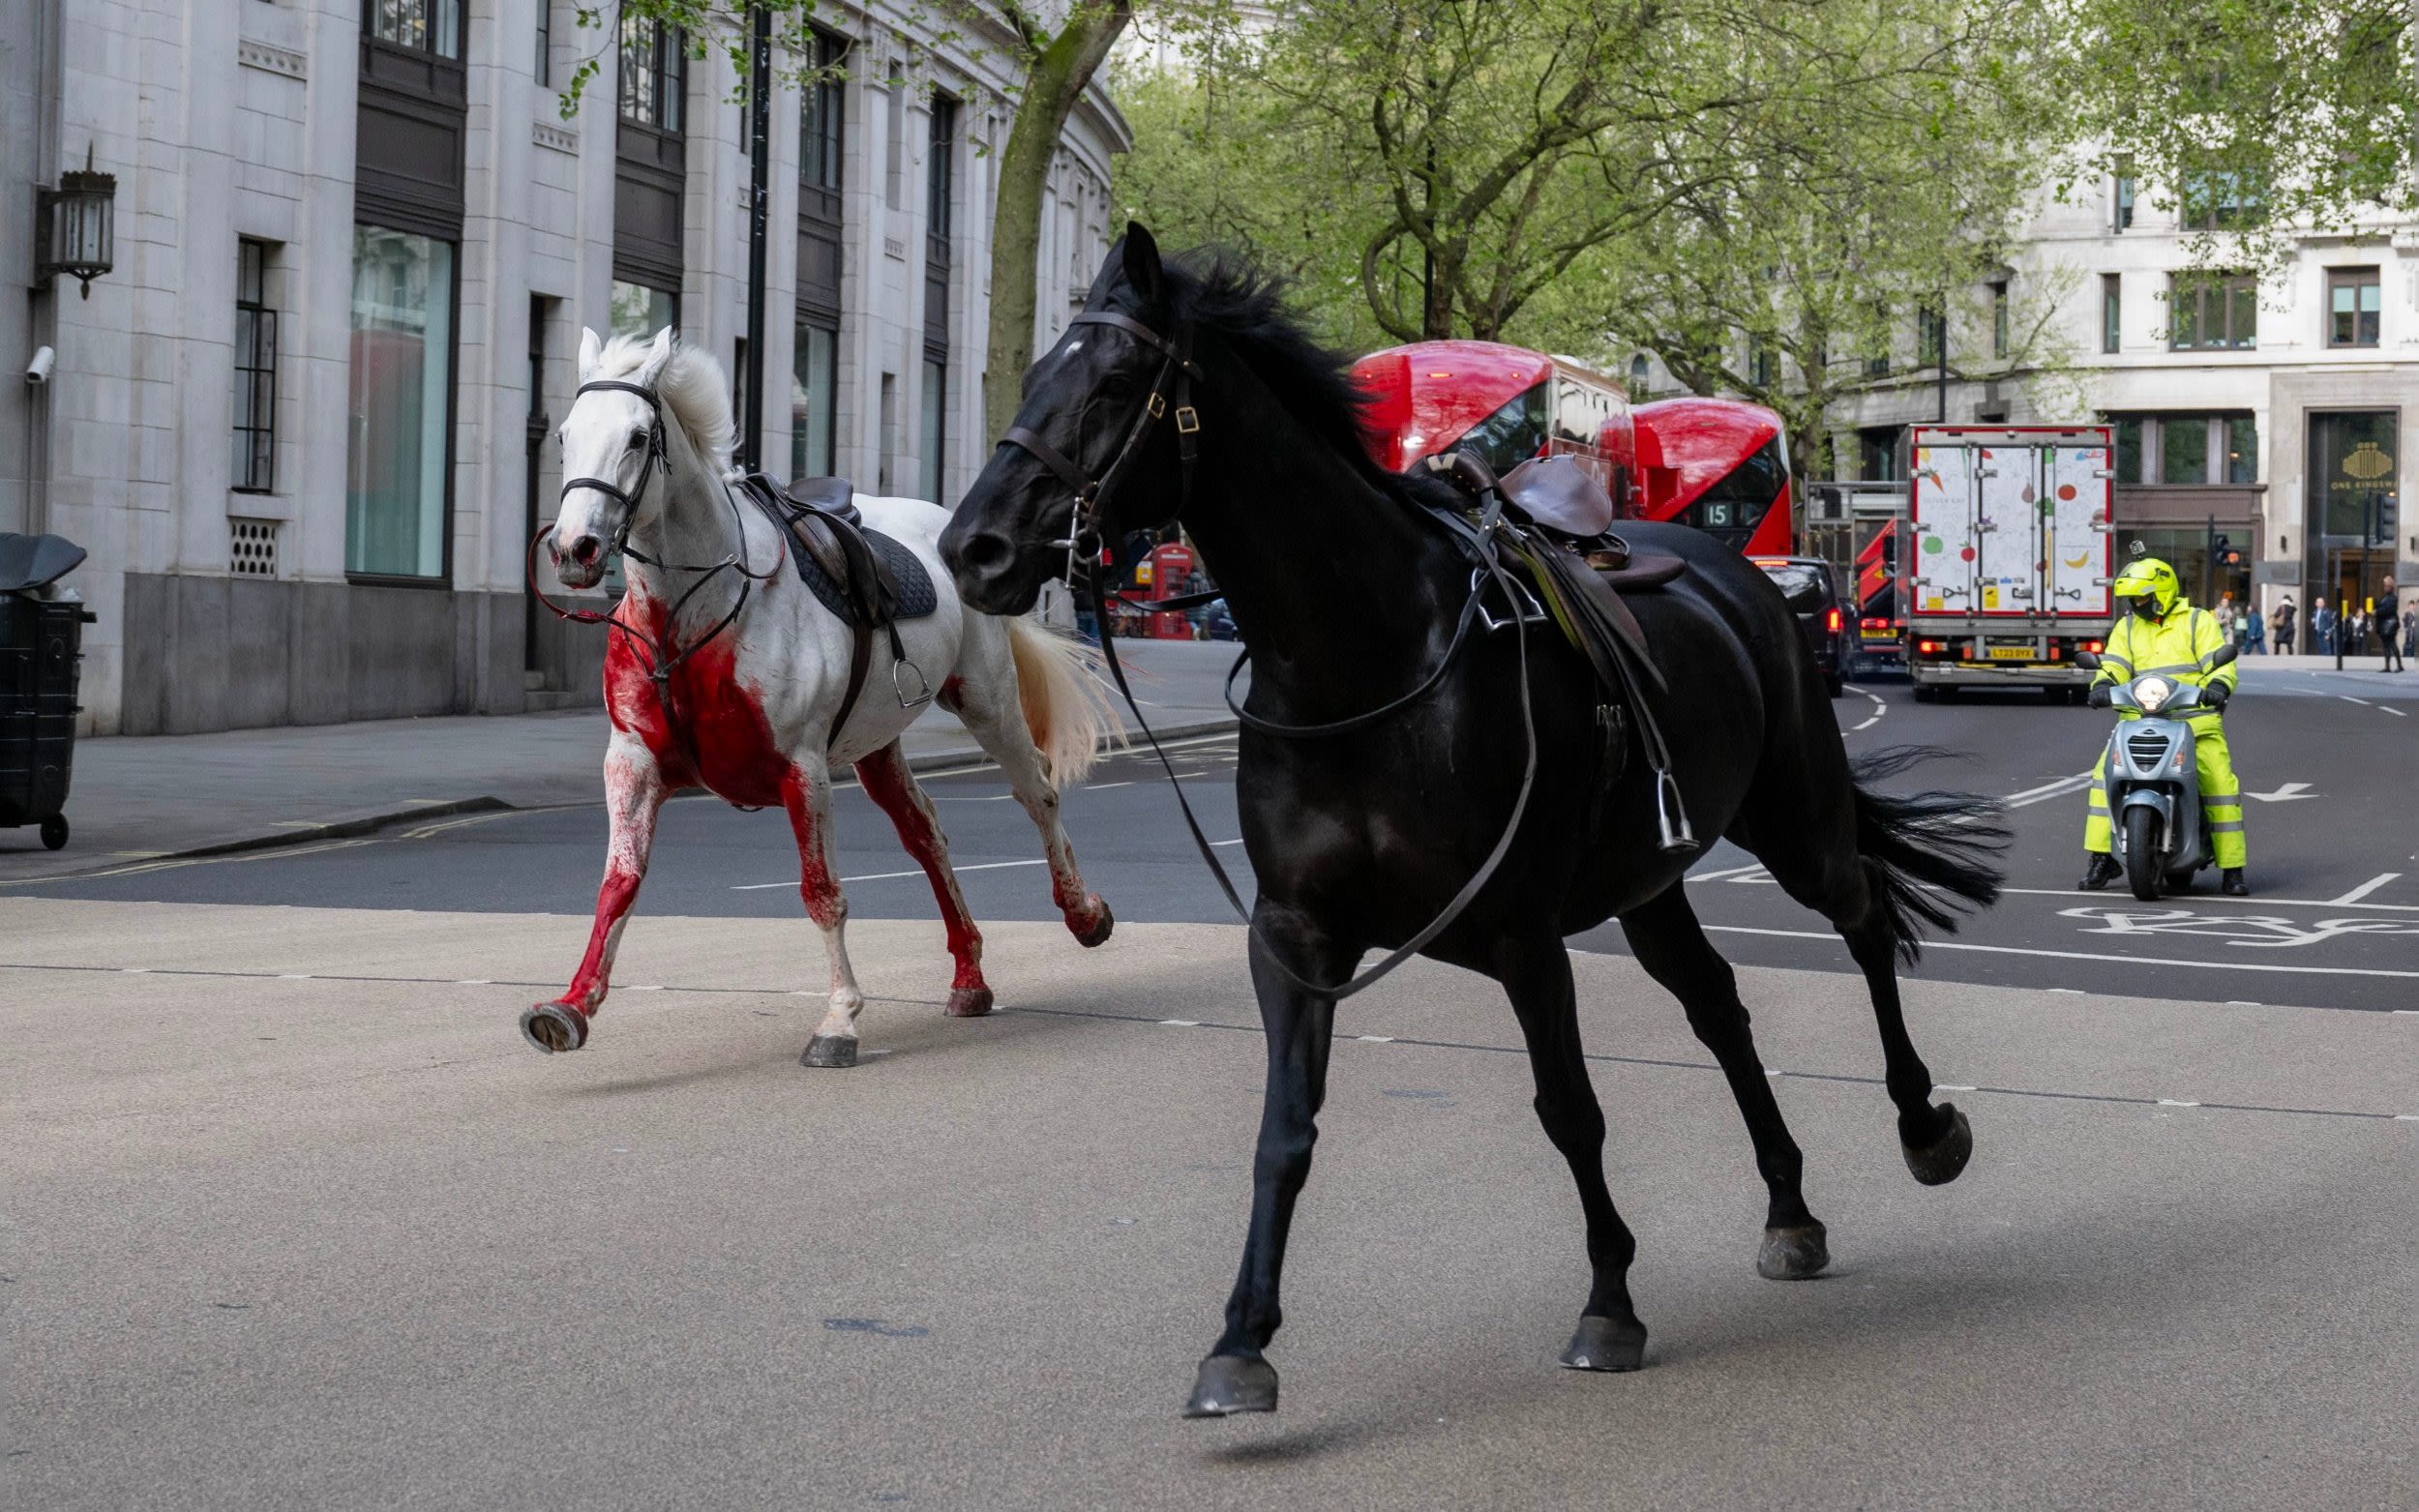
[[801, 1034, 859, 1069], [1902, 1102, 1974, 1186], [946, 986, 995, 1018], [1182, 1353, 1277, 1417], [1757, 1221, 1831, 1280], [1073, 897, 1115, 948], [1559, 1314, 1648, 1372], [520, 1003, 587, 1053]]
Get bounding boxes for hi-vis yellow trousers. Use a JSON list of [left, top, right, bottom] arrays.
[[2083, 715, 2247, 868]]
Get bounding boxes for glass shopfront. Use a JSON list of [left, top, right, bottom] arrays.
[[791, 320, 838, 481], [610, 280, 678, 342], [345, 225, 455, 579], [2308, 410, 2399, 617]]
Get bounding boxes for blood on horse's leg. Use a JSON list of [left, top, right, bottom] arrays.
[[523, 740, 664, 1052], [783, 757, 866, 1067], [953, 674, 1112, 947], [854, 740, 992, 1017]]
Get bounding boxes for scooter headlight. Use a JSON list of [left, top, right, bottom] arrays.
[[2135, 675, 2173, 712]]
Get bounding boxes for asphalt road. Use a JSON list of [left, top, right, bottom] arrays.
[[15, 662, 2414, 1012], [6, 661, 2416, 1510]]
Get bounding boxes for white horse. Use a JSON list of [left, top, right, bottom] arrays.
[[527, 326, 1117, 1067]]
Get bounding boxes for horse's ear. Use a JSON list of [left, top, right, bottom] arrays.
[[1121, 222, 1166, 308], [637, 326, 675, 387], [577, 326, 603, 382]]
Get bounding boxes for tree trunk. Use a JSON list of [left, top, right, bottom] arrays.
[[983, 3, 1134, 448]]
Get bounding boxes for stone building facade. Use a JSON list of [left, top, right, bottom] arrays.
[[2, 0, 1126, 734]]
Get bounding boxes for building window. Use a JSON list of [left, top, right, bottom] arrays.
[[2170, 272, 2256, 351], [2111, 157, 2135, 231], [1916, 305, 1945, 369], [2326, 266, 2381, 348], [2181, 169, 2258, 231], [801, 32, 847, 195], [232, 240, 278, 493], [534, 0, 550, 84], [920, 358, 945, 503], [1628, 354, 1650, 400], [2105, 412, 2259, 487], [610, 280, 677, 341], [2160, 416, 2209, 485], [1990, 282, 2009, 360], [2224, 414, 2257, 484], [791, 319, 837, 480], [927, 96, 958, 246], [370, 0, 462, 59], [346, 224, 454, 580], [2112, 417, 2143, 484], [2102, 274, 2121, 354], [1857, 426, 1901, 482], [618, 18, 685, 133], [1747, 341, 1776, 389]]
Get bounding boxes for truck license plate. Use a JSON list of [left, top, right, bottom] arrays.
[[1861, 625, 1897, 640], [1986, 645, 2032, 660]]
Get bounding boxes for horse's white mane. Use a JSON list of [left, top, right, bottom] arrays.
[[591, 332, 736, 476]]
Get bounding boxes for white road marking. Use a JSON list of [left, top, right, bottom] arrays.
[[2244, 783, 2319, 802], [2382, 705, 2408, 717], [2340, 696, 2373, 706], [2158, 1099, 2201, 1108], [2329, 873, 2403, 906], [1934, 1083, 1978, 1092], [1845, 685, 1888, 732], [1687, 863, 1767, 882], [275, 973, 312, 980], [624, 984, 661, 992], [734, 857, 1047, 890], [456, 978, 493, 986], [1086, 781, 1135, 790], [1357, 1034, 1394, 1043], [2046, 987, 2085, 994], [1994, 884, 2417, 914], [2225, 1000, 2262, 1006], [1211, 838, 1246, 847], [1159, 1019, 1199, 1027], [2002, 773, 2095, 808], [931, 793, 1016, 803], [1685, 925, 2419, 978]]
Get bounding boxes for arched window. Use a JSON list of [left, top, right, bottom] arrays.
[[1628, 354, 1650, 400]]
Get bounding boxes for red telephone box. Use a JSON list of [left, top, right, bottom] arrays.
[[1145, 542, 1197, 638]]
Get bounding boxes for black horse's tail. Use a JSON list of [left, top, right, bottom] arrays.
[[1849, 746, 2012, 963]]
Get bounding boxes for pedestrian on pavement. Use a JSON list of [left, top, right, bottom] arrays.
[[2403, 606, 2416, 660], [2078, 556, 2251, 896], [2349, 608, 2371, 656], [2244, 602, 2266, 655], [2214, 592, 2238, 644], [2273, 595, 2297, 654], [2380, 577, 2404, 672], [2314, 597, 2336, 655]]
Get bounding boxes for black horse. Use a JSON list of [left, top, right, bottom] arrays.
[[941, 225, 2008, 1416]]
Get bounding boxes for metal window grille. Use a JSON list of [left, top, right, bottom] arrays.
[[232, 240, 277, 493], [230, 519, 280, 578]]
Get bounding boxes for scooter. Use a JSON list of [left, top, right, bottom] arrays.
[[2076, 642, 2238, 902]]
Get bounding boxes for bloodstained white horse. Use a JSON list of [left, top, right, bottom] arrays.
[[527, 326, 1117, 1067]]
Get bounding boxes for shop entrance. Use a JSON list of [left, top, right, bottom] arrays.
[[2308, 410, 2399, 631]]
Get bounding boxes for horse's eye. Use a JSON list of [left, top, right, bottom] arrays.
[[629, 429, 647, 449]]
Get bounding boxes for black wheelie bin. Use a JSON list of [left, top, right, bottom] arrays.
[[0, 533, 96, 851]]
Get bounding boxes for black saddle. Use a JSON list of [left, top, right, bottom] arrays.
[[737, 474, 941, 744]]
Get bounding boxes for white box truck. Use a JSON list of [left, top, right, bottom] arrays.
[[1902, 425, 2115, 702]]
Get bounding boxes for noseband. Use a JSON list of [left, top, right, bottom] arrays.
[[528, 375, 783, 697], [1001, 310, 1202, 572]]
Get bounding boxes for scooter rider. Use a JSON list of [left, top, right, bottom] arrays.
[[2078, 556, 2250, 896]]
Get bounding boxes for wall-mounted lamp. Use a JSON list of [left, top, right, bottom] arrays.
[[35, 145, 117, 299]]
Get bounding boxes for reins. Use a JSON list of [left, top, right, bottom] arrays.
[[1005, 313, 1538, 1003]]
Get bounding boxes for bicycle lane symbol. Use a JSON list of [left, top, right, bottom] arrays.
[[2059, 905, 2419, 949]]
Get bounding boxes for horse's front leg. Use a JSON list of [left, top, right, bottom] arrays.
[[853, 739, 993, 1017], [523, 736, 666, 1052], [783, 754, 867, 1068], [1183, 904, 1358, 1418]]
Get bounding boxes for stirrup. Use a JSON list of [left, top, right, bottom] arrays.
[[893, 656, 933, 708], [1654, 769, 1697, 855]]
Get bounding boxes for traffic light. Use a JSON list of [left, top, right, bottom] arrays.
[[2214, 533, 2241, 568]]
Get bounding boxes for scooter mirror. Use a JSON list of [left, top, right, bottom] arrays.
[[2208, 641, 2239, 668], [2074, 649, 2102, 670]]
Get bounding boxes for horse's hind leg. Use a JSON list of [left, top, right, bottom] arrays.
[[780, 755, 868, 1069], [1618, 886, 1827, 1278], [523, 735, 664, 1053], [853, 739, 993, 1017], [1494, 934, 1649, 1373], [1840, 909, 1971, 1184], [942, 629, 1111, 946]]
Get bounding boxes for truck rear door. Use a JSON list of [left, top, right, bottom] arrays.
[[1909, 435, 1980, 615], [1974, 444, 2041, 615], [2044, 437, 2113, 618]]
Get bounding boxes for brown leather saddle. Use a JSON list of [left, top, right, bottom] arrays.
[[738, 474, 938, 744]]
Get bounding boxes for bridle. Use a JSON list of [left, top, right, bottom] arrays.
[[1001, 309, 1202, 582], [996, 307, 1540, 1005], [528, 376, 785, 698]]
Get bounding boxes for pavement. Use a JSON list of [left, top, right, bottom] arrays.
[[0, 637, 1242, 882], [6, 637, 2417, 1509]]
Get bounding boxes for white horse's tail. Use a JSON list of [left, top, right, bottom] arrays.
[[1005, 614, 1121, 787]]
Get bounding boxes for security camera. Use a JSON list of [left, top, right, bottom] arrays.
[[25, 346, 54, 386]]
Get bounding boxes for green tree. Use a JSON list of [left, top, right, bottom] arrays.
[[568, 2, 1134, 448], [2060, 0, 2415, 259]]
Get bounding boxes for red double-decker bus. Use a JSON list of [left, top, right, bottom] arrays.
[[1351, 341, 1794, 557]]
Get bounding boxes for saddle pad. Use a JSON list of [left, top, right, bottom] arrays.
[[791, 521, 939, 625]]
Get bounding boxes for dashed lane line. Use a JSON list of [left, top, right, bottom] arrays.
[[734, 856, 1049, 891], [1843, 684, 1888, 733], [2329, 873, 2404, 906], [3, 958, 2405, 1127], [1990, 884, 2416, 913]]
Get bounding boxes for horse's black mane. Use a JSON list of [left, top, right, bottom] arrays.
[[1162, 253, 1457, 512]]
